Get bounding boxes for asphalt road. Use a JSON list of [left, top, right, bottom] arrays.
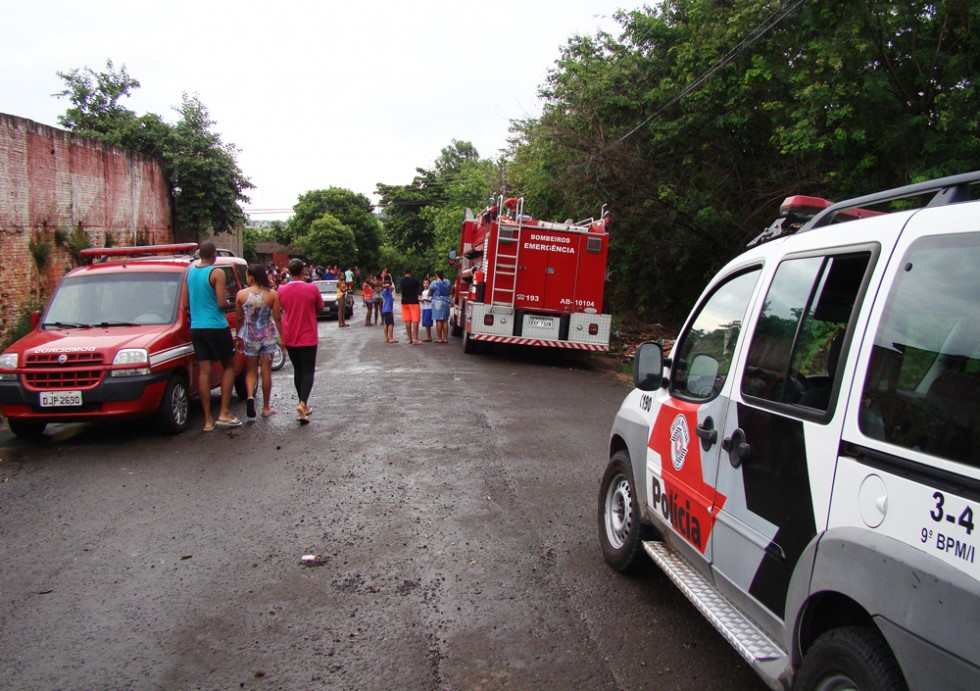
[[0, 315, 764, 690]]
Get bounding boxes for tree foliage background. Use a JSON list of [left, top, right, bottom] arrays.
[[57, 1, 978, 325], [55, 60, 253, 237], [283, 188, 382, 270], [378, 0, 979, 326]]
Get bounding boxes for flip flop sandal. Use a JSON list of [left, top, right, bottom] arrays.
[[246, 398, 256, 419], [216, 417, 243, 428]]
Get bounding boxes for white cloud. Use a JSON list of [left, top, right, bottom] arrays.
[[0, 0, 626, 218]]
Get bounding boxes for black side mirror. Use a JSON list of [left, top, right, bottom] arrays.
[[634, 341, 666, 391]]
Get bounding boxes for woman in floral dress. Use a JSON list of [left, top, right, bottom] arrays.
[[234, 264, 283, 418]]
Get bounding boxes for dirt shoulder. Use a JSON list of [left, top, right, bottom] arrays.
[[592, 318, 677, 383]]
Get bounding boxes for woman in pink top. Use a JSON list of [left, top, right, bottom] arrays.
[[276, 259, 323, 423]]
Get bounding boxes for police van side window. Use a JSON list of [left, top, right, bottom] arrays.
[[670, 268, 761, 401], [861, 232, 980, 466], [742, 251, 872, 412]]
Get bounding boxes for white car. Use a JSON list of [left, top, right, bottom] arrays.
[[600, 172, 980, 690], [313, 280, 353, 321]]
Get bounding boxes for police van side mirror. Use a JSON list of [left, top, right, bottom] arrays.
[[634, 341, 667, 391]]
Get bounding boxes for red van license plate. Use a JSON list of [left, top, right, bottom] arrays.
[[40, 391, 83, 407]]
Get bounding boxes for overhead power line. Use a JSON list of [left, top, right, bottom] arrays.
[[611, 0, 808, 147]]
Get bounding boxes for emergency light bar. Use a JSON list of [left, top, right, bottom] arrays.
[[80, 243, 199, 258], [749, 195, 883, 247]]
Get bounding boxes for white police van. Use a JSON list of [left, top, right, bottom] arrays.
[[599, 172, 980, 690]]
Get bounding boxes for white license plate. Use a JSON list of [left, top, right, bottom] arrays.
[[40, 390, 83, 407], [529, 317, 554, 329]]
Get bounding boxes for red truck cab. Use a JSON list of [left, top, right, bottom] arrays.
[[0, 243, 247, 437]]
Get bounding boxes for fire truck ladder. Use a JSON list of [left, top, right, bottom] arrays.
[[488, 196, 523, 307]]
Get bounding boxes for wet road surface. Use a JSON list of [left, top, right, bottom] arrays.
[[0, 316, 763, 690]]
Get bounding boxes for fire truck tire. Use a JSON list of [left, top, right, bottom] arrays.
[[154, 373, 189, 434], [7, 418, 47, 438], [598, 450, 653, 572], [450, 317, 462, 338], [462, 330, 481, 354], [795, 625, 906, 691]]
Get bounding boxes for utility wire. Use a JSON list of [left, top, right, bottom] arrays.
[[609, 0, 808, 148]]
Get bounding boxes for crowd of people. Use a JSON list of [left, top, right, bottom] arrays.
[[187, 243, 453, 432], [357, 267, 452, 344], [261, 262, 357, 288]]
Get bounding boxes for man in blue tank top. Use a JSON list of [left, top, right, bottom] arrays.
[[187, 241, 241, 430]]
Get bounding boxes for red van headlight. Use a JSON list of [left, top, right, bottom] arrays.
[[112, 349, 150, 377]]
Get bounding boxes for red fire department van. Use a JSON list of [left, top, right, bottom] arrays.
[[0, 243, 247, 438], [449, 196, 611, 354]]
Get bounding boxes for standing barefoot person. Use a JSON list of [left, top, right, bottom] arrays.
[[277, 259, 323, 423], [336, 274, 349, 328], [361, 276, 375, 326], [430, 269, 452, 343], [235, 264, 283, 419], [381, 280, 397, 343], [399, 266, 422, 344], [420, 278, 433, 342]]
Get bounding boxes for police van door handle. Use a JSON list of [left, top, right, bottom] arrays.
[[695, 417, 718, 450], [722, 428, 752, 468]]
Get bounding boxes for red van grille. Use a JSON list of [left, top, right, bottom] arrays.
[[24, 352, 105, 389]]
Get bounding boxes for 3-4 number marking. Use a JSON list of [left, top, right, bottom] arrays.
[[931, 491, 975, 535]]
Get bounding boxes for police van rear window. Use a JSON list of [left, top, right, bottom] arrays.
[[860, 232, 980, 467]]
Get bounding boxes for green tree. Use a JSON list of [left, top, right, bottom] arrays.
[[166, 94, 254, 236], [286, 188, 381, 270], [55, 59, 140, 138], [242, 226, 275, 263], [295, 214, 358, 267], [508, 0, 980, 326], [55, 61, 254, 239], [419, 157, 499, 275], [376, 140, 483, 258]]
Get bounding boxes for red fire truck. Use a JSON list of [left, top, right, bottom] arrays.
[[449, 196, 611, 354]]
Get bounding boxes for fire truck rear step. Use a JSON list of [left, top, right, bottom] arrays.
[[643, 541, 787, 674]]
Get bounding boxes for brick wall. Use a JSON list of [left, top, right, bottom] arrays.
[[0, 113, 173, 342]]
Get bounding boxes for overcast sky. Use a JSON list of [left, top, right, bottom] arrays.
[[1, 1, 628, 220]]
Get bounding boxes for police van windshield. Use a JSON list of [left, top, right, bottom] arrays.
[[42, 272, 181, 328]]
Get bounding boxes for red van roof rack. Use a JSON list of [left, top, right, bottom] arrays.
[[80, 243, 199, 259]]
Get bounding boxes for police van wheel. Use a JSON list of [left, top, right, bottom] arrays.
[[795, 625, 906, 691], [598, 450, 651, 572], [155, 374, 189, 435]]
